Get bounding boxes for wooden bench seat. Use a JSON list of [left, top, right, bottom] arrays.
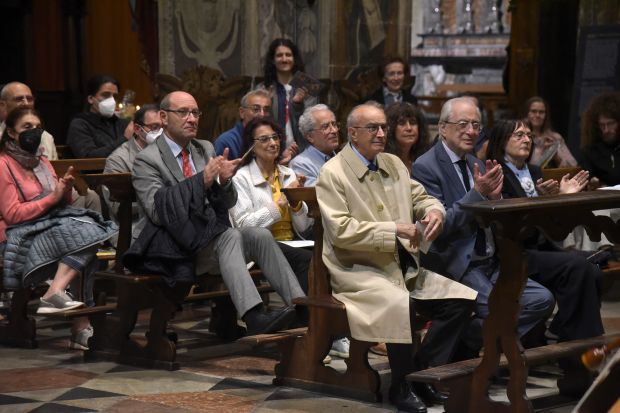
[[81, 172, 277, 370], [408, 333, 620, 384], [238, 327, 308, 347], [407, 332, 620, 412]]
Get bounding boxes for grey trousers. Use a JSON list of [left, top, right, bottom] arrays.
[[195, 227, 305, 317]]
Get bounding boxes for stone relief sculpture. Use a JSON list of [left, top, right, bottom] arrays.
[[174, 0, 241, 72]]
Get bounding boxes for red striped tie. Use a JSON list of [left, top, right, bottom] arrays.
[[181, 148, 193, 178]]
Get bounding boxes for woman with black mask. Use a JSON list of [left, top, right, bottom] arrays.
[[0, 107, 117, 349]]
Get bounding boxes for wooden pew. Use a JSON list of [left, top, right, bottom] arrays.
[[51, 158, 107, 196], [81, 173, 272, 369], [240, 187, 383, 402], [405, 191, 620, 413], [55, 145, 73, 159], [541, 166, 582, 183]]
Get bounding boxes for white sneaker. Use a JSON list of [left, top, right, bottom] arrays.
[[37, 291, 84, 314], [70, 326, 94, 350], [329, 337, 350, 358]]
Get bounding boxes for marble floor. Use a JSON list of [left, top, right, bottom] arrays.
[[1, 285, 619, 413]]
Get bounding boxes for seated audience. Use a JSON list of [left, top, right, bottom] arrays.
[[317, 103, 476, 412], [125, 91, 306, 335], [257, 38, 317, 153], [67, 74, 132, 158], [214, 89, 272, 160], [229, 117, 312, 293], [364, 55, 417, 107], [384, 102, 430, 175], [0, 108, 117, 349], [485, 119, 604, 342], [0, 82, 57, 159], [580, 91, 620, 187], [412, 97, 555, 352], [290, 104, 339, 186], [104, 104, 161, 229], [525, 96, 578, 168]]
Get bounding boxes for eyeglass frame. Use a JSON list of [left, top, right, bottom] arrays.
[[510, 131, 534, 141], [253, 134, 281, 144], [162, 108, 202, 119], [7, 95, 35, 104], [442, 120, 482, 131], [242, 104, 272, 115], [350, 123, 390, 134]]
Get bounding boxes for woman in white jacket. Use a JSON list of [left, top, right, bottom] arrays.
[[230, 117, 312, 293]]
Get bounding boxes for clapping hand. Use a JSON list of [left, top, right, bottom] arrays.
[[559, 170, 589, 194], [473, 159, 503, 200]]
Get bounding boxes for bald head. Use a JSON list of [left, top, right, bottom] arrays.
[[0, 82, 35, 121], [347, 104, 387, 160], [159, 91, 200, 145]]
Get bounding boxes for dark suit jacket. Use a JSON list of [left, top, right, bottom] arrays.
[[366, 87, 418, 106], [412, 140, 487, 281]]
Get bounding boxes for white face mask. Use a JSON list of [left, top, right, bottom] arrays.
[[145, 128, 162, 144], [97, 96, 116, 118]]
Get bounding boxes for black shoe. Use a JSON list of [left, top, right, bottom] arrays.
[[388, 381, 427, 413], [412, 382, 448, 406], [245, 306, 296, 336]]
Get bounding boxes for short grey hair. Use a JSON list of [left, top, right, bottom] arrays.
[[298, 104, 332, 136], [439, 97, 481, 123], [240, 89, 270, 107]]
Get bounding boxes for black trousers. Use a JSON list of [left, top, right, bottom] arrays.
[[278, 242, 312, 294], [386, 297, 474, 384], [527, 249, 604, 341]]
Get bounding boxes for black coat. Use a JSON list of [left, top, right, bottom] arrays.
[[123, 173, 229, 286]]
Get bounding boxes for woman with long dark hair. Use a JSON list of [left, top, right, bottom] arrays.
[[258, 38, 317, 156], [384, 102, 430, 175], [524, 96, 577, 168]]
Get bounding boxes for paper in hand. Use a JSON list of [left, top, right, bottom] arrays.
[[415, 221, 432, 254], [290, 71, 324, 97]]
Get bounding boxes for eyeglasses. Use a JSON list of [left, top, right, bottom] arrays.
[[351, 123, 389, 134], [242, 105, 271, 115], [254, 134, 280, 144], [9, 95, 35, 104], [138, 123, 162, 132], [163, 109, 202, 118], [511, 131, 534, 140], [311, 121, 339, 133], [443, 120, 481, 131]]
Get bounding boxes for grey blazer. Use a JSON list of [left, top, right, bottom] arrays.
[[131, 133, 236, 239], [412, 140, 487, 281]]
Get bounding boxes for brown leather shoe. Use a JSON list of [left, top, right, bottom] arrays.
[[370, 342, 388, 356]]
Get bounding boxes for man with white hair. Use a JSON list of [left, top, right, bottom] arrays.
[[290, 104, 339, 186]]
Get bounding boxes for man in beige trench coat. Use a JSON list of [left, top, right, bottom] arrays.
[[316, 104, 478, 413]]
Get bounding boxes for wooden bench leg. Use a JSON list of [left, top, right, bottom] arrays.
[[274, 307, 381, 402], [0, 289, 37, 348]]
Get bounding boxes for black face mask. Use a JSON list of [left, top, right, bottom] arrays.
[[18, 128, 43, 154]]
